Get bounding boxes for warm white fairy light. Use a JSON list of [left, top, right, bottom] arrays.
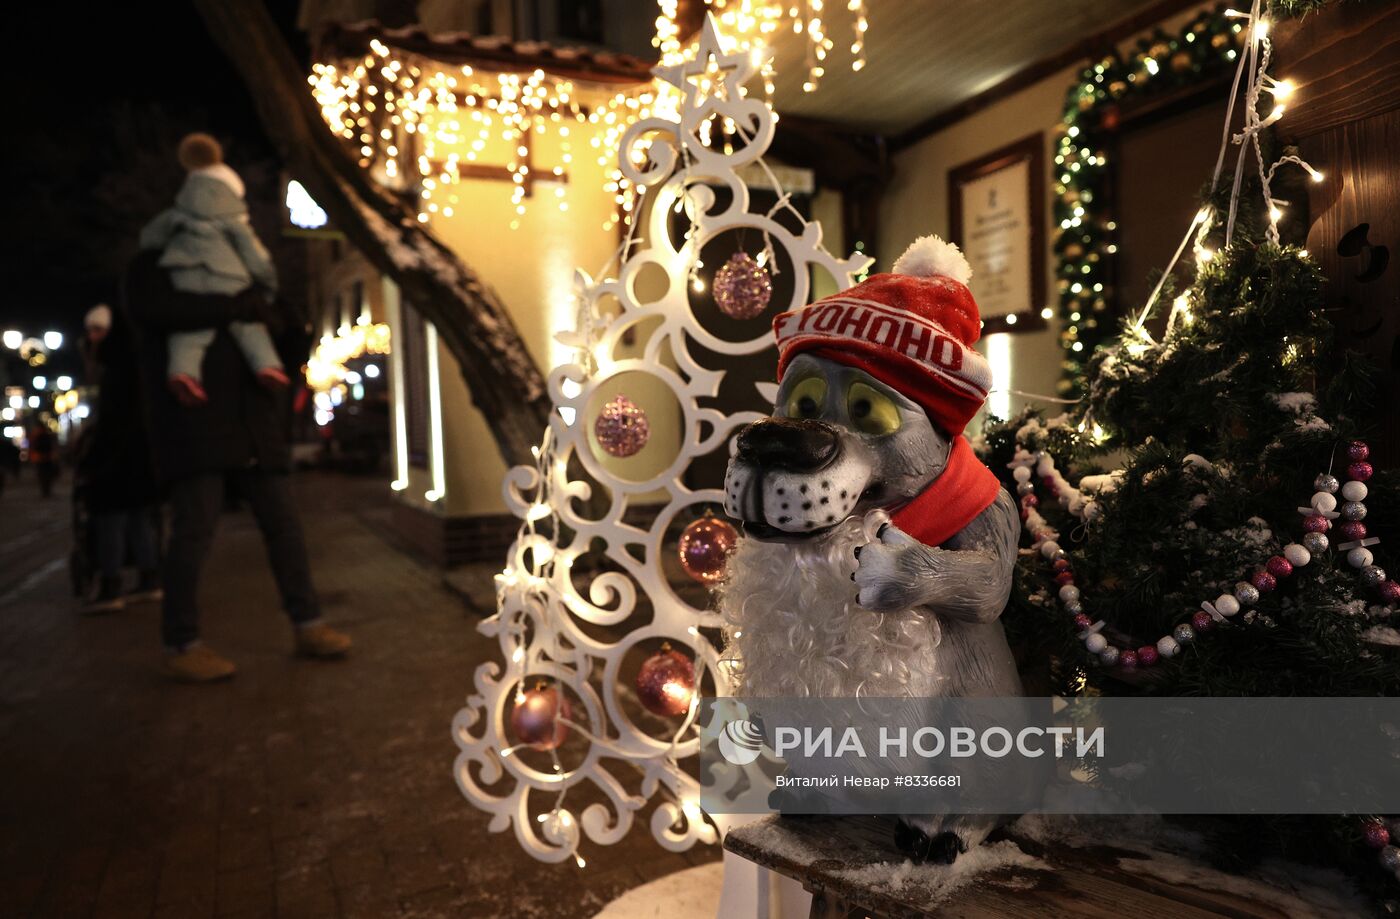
[[311, 44, 660, 230], [1129, 0, 1322, 336], [313, 3, 875, 230]]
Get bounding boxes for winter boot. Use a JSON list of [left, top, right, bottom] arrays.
[[126, 569, 163, 603], [81, 576, 126, 615], [169, 373, 208, 406], [162, 644, 237, 683], [294, 621, 351, 658]]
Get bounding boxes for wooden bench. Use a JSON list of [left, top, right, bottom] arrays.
[[724, 814, 1327, 918]]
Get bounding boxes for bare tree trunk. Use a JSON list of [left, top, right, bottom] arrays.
[[191, 0, 551, 467]]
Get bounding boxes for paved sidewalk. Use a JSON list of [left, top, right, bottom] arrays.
[[0, 472, 715, 918]]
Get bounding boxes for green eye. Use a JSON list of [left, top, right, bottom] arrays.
[[783, 376, 827, 419], [847, 382, 901, 436]]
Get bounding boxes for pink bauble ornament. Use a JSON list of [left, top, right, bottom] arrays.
[[636, 646, 696, 717], [1192, 610, 1214, 632], [1119, 649, 1139, 669], [1380, 581, 1400, 603], [511, 685, 571, 751], [1340, 521, 1368, 542], [1073, 613, 1093, 631], [1055, 571, 1076, 586], [1348, 461, 1373, 482], [1251, 570, 1277, 593], [1136, 645, 1159, 667], [713, 251, 773, 320], [678, 516, 738, 583], [595, 395, 650, 457], [1266, 555, 1293, 578], [1347, 441, 1371, 462], [1303, 514, 1330, 533], [1365, 822, 1391, 849]]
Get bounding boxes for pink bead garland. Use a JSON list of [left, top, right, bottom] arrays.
[[1014, 439, 1394, 673]]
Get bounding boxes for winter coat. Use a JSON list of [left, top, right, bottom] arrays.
[[138, 173, 278, 297], [73, 312, 160, 511], [124, 250, 306, 481]]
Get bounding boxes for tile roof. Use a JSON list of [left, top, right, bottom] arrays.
[[316, 21, 656, 85]]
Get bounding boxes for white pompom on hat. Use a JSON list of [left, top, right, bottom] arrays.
[[891, 234, 974, 286]]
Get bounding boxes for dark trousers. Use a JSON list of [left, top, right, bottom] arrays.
[[95, 507, 160, 580], [162, 469, 319, 649]]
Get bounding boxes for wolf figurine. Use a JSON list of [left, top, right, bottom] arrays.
[[719, 235, 1022, 864]]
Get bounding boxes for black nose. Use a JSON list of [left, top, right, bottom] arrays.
[[736, 418, 839, 473]]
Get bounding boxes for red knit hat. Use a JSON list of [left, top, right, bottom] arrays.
[[773, 235, 992, 436]]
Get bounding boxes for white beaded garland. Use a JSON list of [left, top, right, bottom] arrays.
[[1341, 480, 1368, 502], [1013, 466, 1032, 483], [1282, 544, 1311, 568], [1311, 492, 1337, 514], [1058, 584, 1081, 603], [1085, 633, 1108, 653], [1040, 540, 1062, 559], [1348, 547, 1374, 569], [1215, 594, 1241, 616], [1156, 635, 1180, 658]]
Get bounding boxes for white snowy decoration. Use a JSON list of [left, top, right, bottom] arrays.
[[451, 15, 871, 864]]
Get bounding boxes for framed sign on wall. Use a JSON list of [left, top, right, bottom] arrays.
[[948, 133, 1045, 334]]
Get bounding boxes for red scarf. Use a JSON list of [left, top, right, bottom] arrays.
[[889, 436, 1002, 548]]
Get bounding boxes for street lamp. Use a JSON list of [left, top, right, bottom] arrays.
[[43, 331, 63, 350], [2, 330, 19, 349]]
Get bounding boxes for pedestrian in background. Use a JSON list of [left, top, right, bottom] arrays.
[[27, 419, 59, 498], [0, 436, 19, 499], [75, 303, 163, 614], [123, 132, 350, 683]]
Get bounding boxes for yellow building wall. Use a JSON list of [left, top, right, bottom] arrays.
[[880, 4, 1213, 429], [401, 102, 682, 517]]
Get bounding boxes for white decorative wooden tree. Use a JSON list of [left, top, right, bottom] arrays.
[[452, 15, 871, 865]]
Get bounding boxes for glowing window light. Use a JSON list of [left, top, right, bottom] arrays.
[[424, 320, 447, 504], [986, 333, 1012, 420], [286, 180, 329, 229]]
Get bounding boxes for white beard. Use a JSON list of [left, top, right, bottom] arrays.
[[717, 514, 946, 698]]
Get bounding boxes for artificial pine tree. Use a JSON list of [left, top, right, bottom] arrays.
[[987, 238, 1397, 699], [982, 213, 1400, 899]]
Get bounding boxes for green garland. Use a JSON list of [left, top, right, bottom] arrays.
[[1052, 4, 1248, 395]]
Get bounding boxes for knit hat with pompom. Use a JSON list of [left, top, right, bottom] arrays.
[[772, 235, 992, 436], [177, 133, 223, 171]]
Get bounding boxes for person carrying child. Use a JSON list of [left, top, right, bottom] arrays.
[[138, 133, 288, 405]]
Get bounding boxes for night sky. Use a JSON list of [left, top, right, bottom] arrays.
[[2, 3, 305, 379]]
